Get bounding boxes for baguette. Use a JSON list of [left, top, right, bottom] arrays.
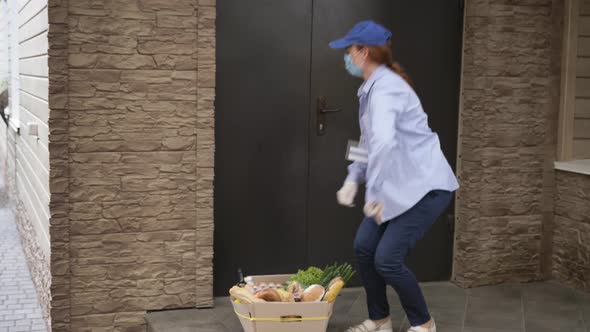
[[230, 286, 265, 304]]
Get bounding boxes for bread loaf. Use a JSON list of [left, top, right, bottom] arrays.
[[276, 289, 295, 302], [229, 286, 265, 304], [301, 284, 325, 302], [254, 288, 282, 302]]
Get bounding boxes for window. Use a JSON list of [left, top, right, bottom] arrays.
[[557, 0, 590, 173], [0, 0, 8, 125], [0, 0, 19, 131], [7, 0, 18, 130]]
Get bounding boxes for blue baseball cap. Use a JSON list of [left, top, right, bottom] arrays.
[[329, 20, 392, 49]]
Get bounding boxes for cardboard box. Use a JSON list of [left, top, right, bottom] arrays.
[[231, 274, 334, 332]]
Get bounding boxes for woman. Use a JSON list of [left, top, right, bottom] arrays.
[[330, 21, 459, 332]]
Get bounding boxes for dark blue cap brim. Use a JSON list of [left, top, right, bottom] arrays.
[[329, 38, 353, 49]]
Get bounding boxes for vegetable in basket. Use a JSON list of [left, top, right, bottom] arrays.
[[289, 266, 324, 288]]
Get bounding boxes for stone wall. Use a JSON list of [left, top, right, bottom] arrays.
[[196, 0, 215, 309], [47, 0, 215, 330], [48, 0, 71, 330], [553, 171, 590, 291], [454, 0, 563, 287]]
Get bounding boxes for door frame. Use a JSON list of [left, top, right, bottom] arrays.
[[211, 0, 466, 297]]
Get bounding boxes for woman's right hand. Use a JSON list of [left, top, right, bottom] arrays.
[[337, 182, 358, 207], [363, 202, 384, 223]]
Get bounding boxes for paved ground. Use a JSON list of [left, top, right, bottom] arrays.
[[0, 198, 46, 331], [147, 281, 590, 332]]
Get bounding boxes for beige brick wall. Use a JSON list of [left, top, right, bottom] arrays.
[[47, 0, 215, 330], [553, 170, 590, 291], [454, 0, 564, 287], [47, 0, 71, 330], [196, 0, 215, 308]]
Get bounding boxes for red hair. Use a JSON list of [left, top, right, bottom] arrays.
[[359, 44, 412, 86]]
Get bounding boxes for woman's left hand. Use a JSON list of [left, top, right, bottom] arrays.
[[364, 202, 384, 223]]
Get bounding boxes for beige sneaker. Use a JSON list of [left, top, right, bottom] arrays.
[[407, 318, 436, 332], [346, 319, 393, 332]]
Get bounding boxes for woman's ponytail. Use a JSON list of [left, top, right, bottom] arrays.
[[389, 61, 412, 86], [363, 44, 412, 86]]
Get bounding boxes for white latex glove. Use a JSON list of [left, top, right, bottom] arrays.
[[364, 202, 384, 223], [336, 182, 358, 207]]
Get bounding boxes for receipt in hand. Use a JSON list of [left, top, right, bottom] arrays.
[[346, 140, 368, 163]]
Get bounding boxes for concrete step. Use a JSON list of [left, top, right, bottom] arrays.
[[146, 297, 242, 332]]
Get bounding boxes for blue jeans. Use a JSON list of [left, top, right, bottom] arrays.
[[353, 190, 453, 326]]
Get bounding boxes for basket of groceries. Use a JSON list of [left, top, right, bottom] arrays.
[[229, 263, 355, 332]]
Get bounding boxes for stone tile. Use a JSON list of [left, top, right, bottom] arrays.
[[463, 328, 517, 332], [466, 295, 522, 313], [524, 317, 585, 332], [465, 312, 524, 331], [422, 282, 467, 311], [428, 306, 465, 327], [464, 296, 524, 331], [524, 299, 585, 332], [0, 208, 47, 332], [575, 289, 590, 304], [433, 322, 464, 332], [147, 309, 220, 331], [524, 299, 580, 319], [211, 297, 239, 322], [333, 288, 362, 315], [468, 283, 523, 302], [581, 301, 590, 331], [213, 297, 241, 330], [193, 323, 228, 332], [220, 315, 243, 332], [348, 289, 369, 317], [575, 288, 590, 327], [523, 282, 579, 305]]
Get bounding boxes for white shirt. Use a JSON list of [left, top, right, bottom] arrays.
[[346, 65, 459, 223]]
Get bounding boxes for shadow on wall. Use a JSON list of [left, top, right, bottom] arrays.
[[0, 126, 8, 207], [0, 82, 7, 206], [0, 88, 7, 126], [0, 170, 6, 207]]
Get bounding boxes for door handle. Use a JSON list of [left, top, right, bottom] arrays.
[[317, 96, 341, 135], [320, 108, 342, 114]]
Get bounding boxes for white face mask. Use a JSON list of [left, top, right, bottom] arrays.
[[344, 49, 364, 78]]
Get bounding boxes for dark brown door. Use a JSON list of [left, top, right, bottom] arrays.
[[215, 0, 463, 295], [214, 0, 313, 295]]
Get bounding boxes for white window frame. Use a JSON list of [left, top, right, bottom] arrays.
[[556, 0, 590, 174]]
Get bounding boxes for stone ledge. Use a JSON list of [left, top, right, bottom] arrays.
[[554, 159, 590, 176]]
